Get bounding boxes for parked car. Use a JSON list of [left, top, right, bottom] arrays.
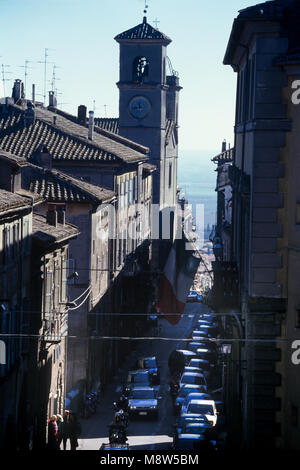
[[174, 413, 212, 438], [168, 349, 197, 379], [186, 399, 218, 426], [196, 348, 217, 364], [134, 357, 160, 385], [188, 341, 208, 353], [188, 358, 214, 379], [127, 386, 159, 419], [181, 392, 212, 414], [173, 433, 215, 450], [173, 384, 207, 415], [187, 290, 198, 302], [122, 370, 152, 395], [179, 372, 207, 389]]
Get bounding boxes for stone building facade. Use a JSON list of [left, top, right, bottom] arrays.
[[222, 0, 300, 449]]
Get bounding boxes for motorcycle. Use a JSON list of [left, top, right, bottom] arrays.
[[113, 408, 129, 427], [108, 425, 128, 444]]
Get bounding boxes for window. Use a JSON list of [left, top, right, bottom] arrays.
[[96, 256, 101, 281], [45, 270, 53, 320], [133, 56, 149, 83], [168, 163, 172, 188], [61, 259, 67, 302], [54, 263, 60, 308]]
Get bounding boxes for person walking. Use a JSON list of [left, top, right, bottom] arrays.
[[69, 412, 81, 451], [47, 415, 58, 450], [56, 414, 63, 450], [62, 410, 71, 450]]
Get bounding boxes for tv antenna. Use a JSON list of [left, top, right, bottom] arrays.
[[18, 60, 35, 98], [37, 48, 55, 105], [48, 64, 60, 93], [1, 64, 12, 97], [103, 104, 108, 117]]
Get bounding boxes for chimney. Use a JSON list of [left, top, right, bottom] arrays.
[[221, 139, 226, 152], [48, 91, 57, 108], [88, 110, 94, 140], [57, 205, 66, 225], [46, 204, 57, 227], [12, 79, 24, 103], [24, 101, 35, 126], [40, 146, 52, 170], [77, 105, 87, 125], [32, 84, 35, 103]]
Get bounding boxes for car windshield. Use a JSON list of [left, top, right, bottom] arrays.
[[144, 358, 156, 368], [179, 387, 195, 398], [181, 375, 204, 385], [131, 389, 155, 399], [128, 373, 149, 383], [188, 404, 214, 415]]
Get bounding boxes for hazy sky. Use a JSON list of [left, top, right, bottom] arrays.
[[0, 0, 256, 151]]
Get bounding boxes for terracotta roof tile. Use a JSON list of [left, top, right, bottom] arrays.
[[0, 188, 31, 215], [0, 104, 148, 164], [32, 213, 79, 245], [21, 165, 115, 204]]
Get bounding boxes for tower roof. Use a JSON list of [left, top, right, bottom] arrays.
[[114, 17, 172, 44]]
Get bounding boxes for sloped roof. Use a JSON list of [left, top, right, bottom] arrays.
[[115, 17, 172, 43], [94, 118, 120, 134], [0, 188, 31, 215], [21, 165, 115, 204], [0, 104, 149, 164], [212, 148, 234, 164], [32, 213, 79, 246]]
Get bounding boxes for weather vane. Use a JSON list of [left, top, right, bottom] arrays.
[[143, 0, 149, 17]]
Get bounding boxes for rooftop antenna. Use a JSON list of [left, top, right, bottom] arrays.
[[103, 104, 107, 117], [1, 64, 12, 97], [18, 60, 35, 98], [50, 64, 60, 93], [37, 48, 55, 105], [93, 99, 96, 113]]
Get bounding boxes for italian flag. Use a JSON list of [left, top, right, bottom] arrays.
[[158, 234, 200, 325]]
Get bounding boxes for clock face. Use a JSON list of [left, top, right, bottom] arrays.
[[129, 96, 151, 119]]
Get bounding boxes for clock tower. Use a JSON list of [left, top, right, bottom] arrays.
[[115, 17, 181, 211]]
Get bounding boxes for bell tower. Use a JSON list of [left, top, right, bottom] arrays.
[[115, 17, 181, 210]]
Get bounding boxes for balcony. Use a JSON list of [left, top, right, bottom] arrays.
[[210, 261, 239, 310]]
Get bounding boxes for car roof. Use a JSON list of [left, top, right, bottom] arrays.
[[128, 369, 149, 374], [181, 384, 204, 389], [181, 372, 205, 378], [178, 434, 205, 440], [177, 349, 196, 355], [129, 386, 154, 391], [138, 356, 156, 361], [185, 393, 211, 398], [188, 399, 215, 405]]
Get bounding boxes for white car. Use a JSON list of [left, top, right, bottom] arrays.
[[186, 399, 218, 426], [181, 392, 212, 414]]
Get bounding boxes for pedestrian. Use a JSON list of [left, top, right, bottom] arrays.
[[47, 415, 58, 450], [69, 412, 81, 451], [56, 414, 63, 450], [62, 409, 71, 450]]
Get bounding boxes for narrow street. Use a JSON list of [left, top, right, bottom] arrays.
[[76, 302, 219, 451]]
